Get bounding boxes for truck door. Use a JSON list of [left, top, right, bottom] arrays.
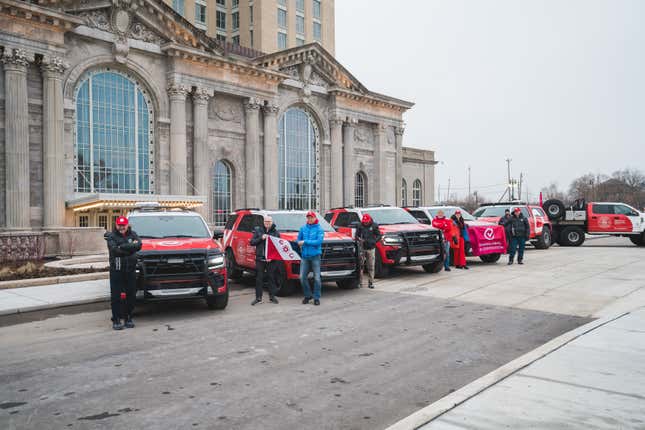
[[235, 215, 259, 268], [613, 204, 640, 233], [589, 204, 614, 233], [520, 207, 535, 239], [531, 208, 545, 236]]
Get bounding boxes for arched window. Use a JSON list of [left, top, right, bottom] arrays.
[[278, 107, 318, 209], [401, 179, 408, 206], [213, 160, 232, 227], [355, 171, 367, 207], [412, 179, 422, 206], [75, 70, 154, 194]]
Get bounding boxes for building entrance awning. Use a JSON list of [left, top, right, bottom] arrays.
[[66, 194, 207, 212]]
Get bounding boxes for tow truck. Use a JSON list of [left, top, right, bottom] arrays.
[[324, 205, 444, 277], [126, 203, 228, 310], [221, 209, 361, 296], [542, 199, 645, 246]]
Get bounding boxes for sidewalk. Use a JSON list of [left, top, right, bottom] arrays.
[[388, 308, 645, 430]]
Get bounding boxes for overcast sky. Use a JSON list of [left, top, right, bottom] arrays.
[[335, 0, 645, 202]]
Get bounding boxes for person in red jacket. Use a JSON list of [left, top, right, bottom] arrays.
[[431, 210, 454, 272], [451, 210, 469, 270]]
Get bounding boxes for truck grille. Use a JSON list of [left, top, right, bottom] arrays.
[[292, 241, 358, 275], [400, 231, 442, 257], [140, 252, 206, 277]]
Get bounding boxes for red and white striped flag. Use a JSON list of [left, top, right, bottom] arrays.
[[265, 236, 301, 261]]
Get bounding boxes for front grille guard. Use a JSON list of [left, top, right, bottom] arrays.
[[138, 250, 224, 293], [399, 232, 444, 264]]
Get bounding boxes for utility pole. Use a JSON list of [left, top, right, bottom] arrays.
[[437, 183, 441, 203], [505, 158, 512, 202], [447, 177, 451, 203], [467, 165, 471, 198], [518, 172, 523, 201]]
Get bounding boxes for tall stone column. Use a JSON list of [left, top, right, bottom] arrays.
[[342, 118, 356, 207], [394, 126, 405, 207], [168, 83, 189, 195], [263, 104, 279, 209], [244, 98, 262, 208], [2, 48, 31, 229], [41, 56, 68, 228], [373, 124, 388, 204], [329, 118, 343, 209], [192, 87, 211, 218]]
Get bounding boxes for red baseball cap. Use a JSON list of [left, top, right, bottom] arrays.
[[454, 210, 461, 215], [362, 214, 372, 224], [306, 211, 316, 218], [514, 207, 521, 213], [116, 216, 129, 226]]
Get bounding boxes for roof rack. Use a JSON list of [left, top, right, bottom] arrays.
[[329, 206, 354, 211], [478, 201, 527, 207], [365, 204, 392, 208], [233, 208, 261, 212]]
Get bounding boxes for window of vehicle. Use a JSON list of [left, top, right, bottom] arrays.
[[520, 207, 530, 219], [129, 215, 210, 239], [323, 213, 333, 223], [334, 212, 360, 227], [592, 204, 613, 214], [532, 208, 545, 218], [473, 206, 508, 218], [269, 212, 335, 232], [224, 214, 238, 230], [408, 210, 430, 224], [614, 204, 637, 216], [427, 207, 476, 221], [237, 214, 262, 232], [363, 208, 419, 225]]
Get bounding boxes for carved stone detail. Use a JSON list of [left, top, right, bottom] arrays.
[[387, 127, 395, 145], [192, 87, 212, 104], [80, 10, 111, 31], [244, 98, 262, 111], [354, 127, 369, 143], [41, 56, 69, 77], [1, 48, 30, 69], [263, 104, 279, 115], [167, 83, 189, 100], [394, 126, 405, 136], [212, 102, 243, 123], [309, 72, 328, 88]]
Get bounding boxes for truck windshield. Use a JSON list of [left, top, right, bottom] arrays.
[[473, 206, 508, 218], [428, 207, 476, 221], [128, 215, 210, 239], [269, 212, 336, 233], [363, 208, 419, 225]]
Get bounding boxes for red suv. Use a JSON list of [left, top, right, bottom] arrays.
[[127, 204, 228, 310], [472, 203, 552, 249], [222, 209, 360, 296], [324, 206, 445, 277]]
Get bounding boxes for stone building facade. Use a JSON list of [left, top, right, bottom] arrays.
[[0, 0, 434, 242]]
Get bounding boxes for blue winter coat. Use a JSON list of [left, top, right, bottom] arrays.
[[297, 222, 325, 259]]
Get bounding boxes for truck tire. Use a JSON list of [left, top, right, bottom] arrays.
[[423, 261, 443, 273], [629, 234, 645, 247], [206, 290, 229, 310], [375, 252, 391, 278], [275, 263, 298, 297], [337, 278, 360, 289], [534, 226, 552, 249], [479, 253, 501, 263], [543, 199, 566, 221], [225, 249, 242, 280], [559, 226, 585, 247]]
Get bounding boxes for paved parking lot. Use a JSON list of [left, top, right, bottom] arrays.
[[1, 237, 643, 430]]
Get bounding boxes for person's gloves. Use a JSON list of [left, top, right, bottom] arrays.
[[452, 236, 458, 245]]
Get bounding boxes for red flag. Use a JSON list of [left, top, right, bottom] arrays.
[[265, 236, 301, 261], [539, 192, 543, 206]]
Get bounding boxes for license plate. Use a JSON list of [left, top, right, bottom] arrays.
[[167, 258, 184, 264]]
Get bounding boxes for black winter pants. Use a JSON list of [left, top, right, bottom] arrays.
[[110, 270, 137, 322], [255, 260, 279, 300]]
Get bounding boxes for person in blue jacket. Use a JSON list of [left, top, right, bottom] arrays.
[[297, 211, 325, 305]]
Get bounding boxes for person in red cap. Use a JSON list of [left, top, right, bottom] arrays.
[[431, 210, 453, 272], [508, 207, 530, 265], [105, 216, 141, 330], [297, 211, 325, 305], [450, 210, 469, 269], [356, 213, 382, 288]]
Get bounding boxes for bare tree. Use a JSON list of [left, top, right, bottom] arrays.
[[540, 182, 567, 201]]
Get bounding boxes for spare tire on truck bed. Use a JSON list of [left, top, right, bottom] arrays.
[[543, 199, 566, 221]]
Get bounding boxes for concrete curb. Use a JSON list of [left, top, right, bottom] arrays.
[[0, 272, 109, 290], [384, 311, 630, 430]]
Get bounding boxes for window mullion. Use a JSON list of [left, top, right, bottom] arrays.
[[89, 75, 94, 193]]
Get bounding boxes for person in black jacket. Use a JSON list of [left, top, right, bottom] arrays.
[[507, 208, 530, 265], [249, 215, 281, 305], [105, 216, 142, 330], [356, 213, 382, 289], [498, 209, 512, 251]]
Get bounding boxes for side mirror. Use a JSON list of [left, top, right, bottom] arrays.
[[212, 229, 224, 240]]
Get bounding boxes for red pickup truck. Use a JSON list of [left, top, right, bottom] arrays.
[[542, 199, 645, 246], [472, 203, 552, 249], [324, 206, 444, 277], [221, 209, 360, 295], [126, 205, 228, 310], [405, 206, 507, 263]]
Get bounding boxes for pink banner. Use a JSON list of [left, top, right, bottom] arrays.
[[467, 224, 507, 256]]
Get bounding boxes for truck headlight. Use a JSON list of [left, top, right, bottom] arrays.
[[207, 255, 225, 269], [383, 234, 403, 245]]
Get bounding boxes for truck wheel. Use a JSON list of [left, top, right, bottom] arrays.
[[375, 252, 390, 278], [479, 253, 501, 263], [543, 199, 565, 220], [534, 226, 552, 249], [275, 263, 298, 297], [423, 261, 443, 273], [629, 234, 645, 246], [337, 278, 360, 289], [559, 226, 585, 247], [206, 290, 228, 310], [225, 249, 242, 280]]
